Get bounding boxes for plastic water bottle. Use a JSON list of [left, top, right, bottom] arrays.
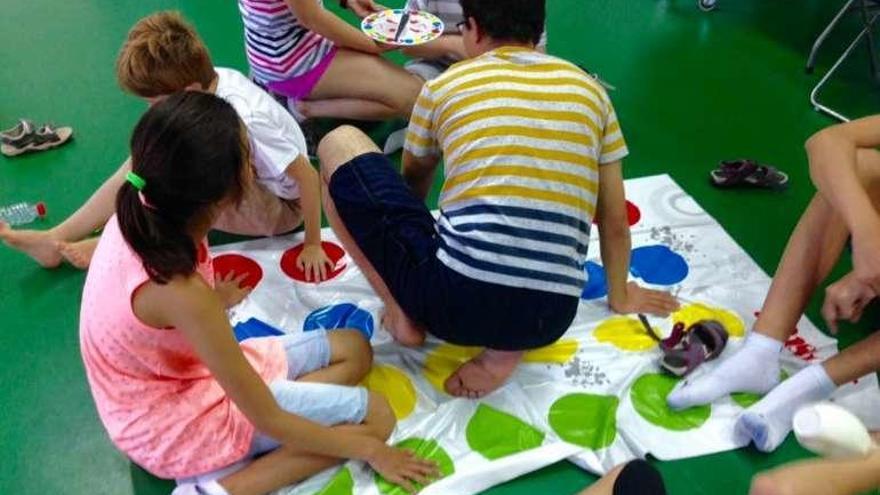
[[793, 402, 876, 458], [0, 202, 46, 226]]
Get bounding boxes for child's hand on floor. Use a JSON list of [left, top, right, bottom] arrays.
[[297, 243, 334, 282], [610, 282, 679, 317], [214, 271, 252, 308], [368, 444, 440, 493]]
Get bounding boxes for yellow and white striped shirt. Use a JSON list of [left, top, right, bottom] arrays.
[[404, 47, 628, 297]]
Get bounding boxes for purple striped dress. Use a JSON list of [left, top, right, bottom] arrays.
[[238, 0, 336, 84]]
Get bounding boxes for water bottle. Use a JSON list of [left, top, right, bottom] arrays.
[[793, 402, 876, 458], [0, 202, 46, 226]]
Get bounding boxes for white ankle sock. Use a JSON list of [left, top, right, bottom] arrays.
[[667, 332, 783, 410], [735, 363, 836, 452]]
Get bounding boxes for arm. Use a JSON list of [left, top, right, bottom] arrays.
[[286, 156, 333, 281], [596, 162, 678, 316], [750, 452, 880, 495], [288, 0, 382, 54], [806, 116, 880, 291], [345, 0, 386, 18], [806, 115, 880, 237], [595, 161, 631, 309], [135, 276, 384, 461], [402, 35, 467, 61], [52, 158, 131, 240], [402, 150, 440, 201]]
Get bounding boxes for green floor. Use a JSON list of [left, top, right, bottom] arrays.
[[2, 0, 880, 493]]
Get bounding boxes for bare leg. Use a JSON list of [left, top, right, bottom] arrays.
[[298, 98, 400, 121], [444, 350, 524, 398], [318, 126, 426, 347], [669, 149, 880, 410], [0, 159, 128, 268], [756, 148, 880, 341], [57, 238, 99, 269], [753, 193, 850, 340], [219, 393, 395, 495], [297, 330, 373, 385], [307, 49, 422, 120]]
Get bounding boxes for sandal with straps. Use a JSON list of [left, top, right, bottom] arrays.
[[1, 121, 73, 157], [710, 159, 789, 190]]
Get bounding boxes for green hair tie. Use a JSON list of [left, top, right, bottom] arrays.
[[126, 171, 146, 191]]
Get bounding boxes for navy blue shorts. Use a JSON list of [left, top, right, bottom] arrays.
[[328, 152, 578, 351]]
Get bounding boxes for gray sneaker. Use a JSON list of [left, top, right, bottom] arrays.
[[0, 119, 34, 144], [1, 123, 73, 157]]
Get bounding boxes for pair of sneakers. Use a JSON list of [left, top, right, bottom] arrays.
[[1, 119, 73, 157]]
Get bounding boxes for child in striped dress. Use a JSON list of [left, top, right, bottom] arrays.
[[239, 0, 423, 121]]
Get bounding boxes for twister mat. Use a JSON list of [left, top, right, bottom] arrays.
[[210, 174, 880, 495]]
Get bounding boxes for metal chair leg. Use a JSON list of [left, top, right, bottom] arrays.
[[810, 12, 880, 121], [807, 0, 858, 73]]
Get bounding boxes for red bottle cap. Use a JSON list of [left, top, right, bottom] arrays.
[[35, 202, 47, 217]]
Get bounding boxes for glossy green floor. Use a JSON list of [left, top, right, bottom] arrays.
[[2, 0, 879, 494]]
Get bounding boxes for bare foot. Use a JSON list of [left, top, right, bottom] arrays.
[[381, 304, 426, 347], [444, 350, 524, 398], [0, 222, 63, 268], [57, 238, 99, 270]]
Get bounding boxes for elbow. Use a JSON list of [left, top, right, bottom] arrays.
[[805, 127, 835, 155], [250, 406, 288, 439]]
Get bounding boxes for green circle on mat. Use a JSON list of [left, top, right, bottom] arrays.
[[376, 438, 454, 495], [731, 391, 761, 408], [631, 373, 711, 431], [547, 393, 619, 449], [732, 370, 789, 408], [315, 467, 354, 495], [466, 403, 546, 459]]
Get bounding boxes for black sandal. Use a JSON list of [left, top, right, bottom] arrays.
[[710, 159, 789, 190]]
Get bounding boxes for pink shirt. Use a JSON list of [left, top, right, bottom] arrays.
[[80, 216, 287, 478]]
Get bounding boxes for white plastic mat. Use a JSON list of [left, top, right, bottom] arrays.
[[210, 174, 880, 495]]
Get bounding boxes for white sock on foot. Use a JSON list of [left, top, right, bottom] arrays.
[[667, 332, 783, 410], [736, 363, 836, 452]]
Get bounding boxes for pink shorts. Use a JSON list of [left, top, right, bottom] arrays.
[[267, 47, 338, 100]]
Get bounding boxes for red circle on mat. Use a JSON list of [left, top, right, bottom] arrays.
[[626, 200, 642, 226], [593, 200, 641, 227], [212, 254, 264, 289], [280, 241, 347, 283]]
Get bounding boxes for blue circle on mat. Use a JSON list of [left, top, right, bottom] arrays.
[[630, 245, 689, 285], [303, 303, 374, 340], [581, 261, 609, 300]]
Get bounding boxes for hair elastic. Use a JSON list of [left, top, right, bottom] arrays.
[[126, 171, 146, 191]]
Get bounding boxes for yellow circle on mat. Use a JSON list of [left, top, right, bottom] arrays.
[[361, 364, 417, 419], [594, 316, 658, 352], [423, 340, 580, 393], [672, 303, 745, 337]]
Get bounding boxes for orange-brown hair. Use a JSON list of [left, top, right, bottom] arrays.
[[116, 11, 215, 98]]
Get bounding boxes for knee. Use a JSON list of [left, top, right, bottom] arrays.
[[854, 148, 880, 189], [749, 474, 791, 495], [318, 126, 381, 179], [366, 392, 396, 440], [334, 330, 374, 384]]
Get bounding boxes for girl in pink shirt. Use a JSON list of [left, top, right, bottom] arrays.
[[79, 91, 436, 495]]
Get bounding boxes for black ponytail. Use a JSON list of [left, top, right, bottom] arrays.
[[117, 91, 246, 284]]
